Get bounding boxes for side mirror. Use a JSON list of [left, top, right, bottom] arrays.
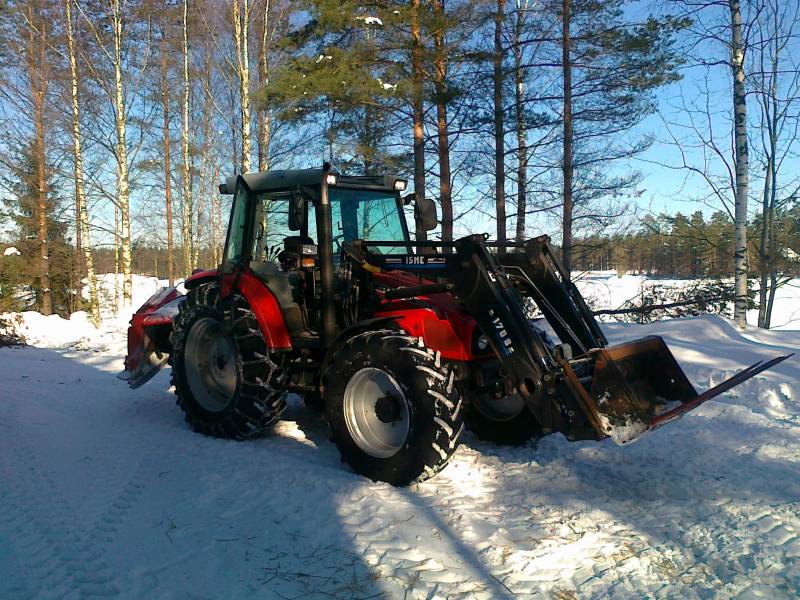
[[288, 191, 304, 231], [414, 195, 438, 231]]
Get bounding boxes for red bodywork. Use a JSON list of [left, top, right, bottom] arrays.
[[221, 268, 292, 350], [121, 266, 481, 388], [371, 271, 480, 361], [188, 268, 479, 358], [121, 286, 182, 388]]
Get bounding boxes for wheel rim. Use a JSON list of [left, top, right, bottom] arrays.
[[472, 393, 526, 422], [184, 317, 238, 413], [343, 368, 410, 458]]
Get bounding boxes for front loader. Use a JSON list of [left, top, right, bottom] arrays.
[[121, 166, 791, 485]]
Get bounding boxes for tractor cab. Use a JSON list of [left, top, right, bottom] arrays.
[[216, 167, 435, 345]]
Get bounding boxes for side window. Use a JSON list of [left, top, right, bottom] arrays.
[[223, 182, 249, 264], [251, 194, 293, 263]]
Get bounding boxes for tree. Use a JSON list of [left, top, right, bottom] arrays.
[[0, 1, 57, 314], [729, 0, 749, 327], [432, 0, 454, 241], [64, 0, 100, 323], [527, 0, 687, 273], [750, 0, 800, 328], [232, 0, 254, 173], [561, 0, 573, 273], [158, 15, 177, 285], [493, 0, 507, 248], [181, 0, 194, 274]]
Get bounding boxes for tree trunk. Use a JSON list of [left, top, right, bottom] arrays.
[[433, 0, 452, 241], [757, 153, 772, 328], [494, 0, 507, 249], [757, 20, 782, 329], [112, 0, 132, 305], [30, 13, 51, 315], [730, 0, 749, 328], [411, 0, 427, 242], [114, 203, 120, 312], [561, 0, 573, 278], [160, 29, 175, 286], [65, 0, 100, 324], [513, 2, 527, 242], [181, 0, 194, 275], [258, 0, 271, 171], [233, 0, 252, 173], [212, 164, 222, 266]]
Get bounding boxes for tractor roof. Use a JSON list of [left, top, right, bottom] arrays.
[[219, 168, 405, 196]]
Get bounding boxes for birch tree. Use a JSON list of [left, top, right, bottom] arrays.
[[729, 0, 749, 327], [181, 0, 194, 274], [106, 0, 133, 305], [257, 0, 271, 171], [232, 0, 253, 173], [64, 0, 100, 323], [159, 20, 176, 285]]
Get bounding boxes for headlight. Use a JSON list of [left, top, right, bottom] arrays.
[[393, 178, 407, 191], [325, 173, 338, 185]]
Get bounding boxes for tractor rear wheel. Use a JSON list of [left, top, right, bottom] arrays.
[[170, 283, 287, 439], [322, 330, 464, 486], [465, 392, 543, 446]]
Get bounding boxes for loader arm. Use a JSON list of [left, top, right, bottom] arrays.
[[359, 235, 792, 445]]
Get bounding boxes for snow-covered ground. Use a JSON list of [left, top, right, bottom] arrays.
[[575, 271, 800, 330], [1, 274, 799, 598]]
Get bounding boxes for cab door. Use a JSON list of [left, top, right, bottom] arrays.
[[221, 176, 255, 275]]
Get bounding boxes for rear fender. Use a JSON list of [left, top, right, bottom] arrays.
[[223, 268, 292, 350], [184, 268, 219, 290]]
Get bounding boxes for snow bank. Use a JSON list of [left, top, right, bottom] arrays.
[[5, 311, 96, 348], [1, 273, 179, 350]]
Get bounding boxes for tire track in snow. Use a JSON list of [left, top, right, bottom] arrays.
[[0, 397, 121, 599]]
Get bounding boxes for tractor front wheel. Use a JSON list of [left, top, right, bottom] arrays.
[[170, 283, 287, 439], [465, 392, 543, 446], [323, 330, 464, 486]]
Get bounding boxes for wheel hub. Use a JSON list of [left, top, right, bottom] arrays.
[[374, 395, 402, 423], [343, 368, 410, 458], [184, 317, 237, 413]]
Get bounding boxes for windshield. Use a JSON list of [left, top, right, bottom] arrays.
[[310, 188, 409, 254]]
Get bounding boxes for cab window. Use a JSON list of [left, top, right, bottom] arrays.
[[251, 193, 295, 263]]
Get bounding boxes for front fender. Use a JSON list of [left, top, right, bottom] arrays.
[[374, 305, 479, 361]]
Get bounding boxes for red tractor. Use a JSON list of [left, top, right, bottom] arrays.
[[121, 166, 789, 485]]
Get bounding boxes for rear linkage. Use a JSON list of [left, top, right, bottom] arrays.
[[357, 234, 793, 445]]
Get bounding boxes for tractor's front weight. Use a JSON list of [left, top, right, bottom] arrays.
[[366, 235, 792, 445]]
